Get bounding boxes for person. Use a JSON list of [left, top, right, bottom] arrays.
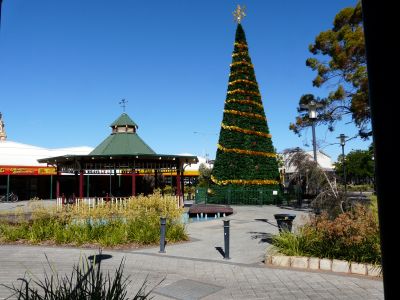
[[68, 193, 76, 204]]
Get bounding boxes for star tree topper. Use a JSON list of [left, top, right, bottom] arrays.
[[233, 4, 246, 24]]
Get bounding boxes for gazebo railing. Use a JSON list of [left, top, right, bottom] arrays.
[[56, 197, 130, 209], [56, 195, 182, 209]]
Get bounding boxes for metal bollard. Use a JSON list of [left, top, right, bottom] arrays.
[[223, 219, 230, 259], [159, 217, 167, 253]]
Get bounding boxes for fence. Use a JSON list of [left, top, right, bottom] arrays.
[[195, 186, 283, 205], [56, 195, 182, 210]]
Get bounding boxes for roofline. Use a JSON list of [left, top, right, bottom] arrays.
[[38, 153, 199, 164]]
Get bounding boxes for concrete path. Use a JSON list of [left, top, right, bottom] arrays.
[[143, 205, 310, 264], [0, 205, 384, 299]]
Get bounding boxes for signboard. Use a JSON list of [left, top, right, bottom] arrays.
[[272, 190, 278, 195], [0, 166, 57, 175], [83, 169, 200, 176]]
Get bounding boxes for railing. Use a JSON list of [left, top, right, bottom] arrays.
[[56, 195, 183, 209]]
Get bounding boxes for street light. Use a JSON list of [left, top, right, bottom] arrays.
[[371, 154, 376, 195], [301, 100, 322, 163], [337, 134, 348, 195]]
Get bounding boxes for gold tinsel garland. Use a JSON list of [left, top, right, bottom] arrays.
[[221, 123, 272, 138], [232, 51, 248, 57], [218, 144, 276, 158], [229, 71, 254, 78], [226, 99, 263, 108], [229, 79, 257, 86], [227, 89, 261, 96], [211, 175, 279, 186], [224, 109, 266, 121], [234, 42, 248, 48], [230, 61, 253, 67]]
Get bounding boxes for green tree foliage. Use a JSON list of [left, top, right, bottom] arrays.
[[290, 1, 370, 139], [197, 163, 212, 187], [334, 147, 374, 185], [211, 24, 280, 204]]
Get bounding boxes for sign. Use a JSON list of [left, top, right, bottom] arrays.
[[0, 166, 57, 175], [273, 190, 278, 195], [83, 169, 200, 176]]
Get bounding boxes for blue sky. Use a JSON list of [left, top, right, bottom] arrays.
[[0, 0, 369, 162]]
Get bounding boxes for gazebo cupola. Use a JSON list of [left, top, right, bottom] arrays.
[[89, 113, 155, 156], [111, 113, 138, 134]]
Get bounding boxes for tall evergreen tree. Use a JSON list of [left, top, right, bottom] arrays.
[[211, 11, 280, 204], [289, 1, 369, 139]]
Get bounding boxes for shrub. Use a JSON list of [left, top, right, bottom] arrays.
[[271, 203, 381, 264], [347, 184, 374, 192]]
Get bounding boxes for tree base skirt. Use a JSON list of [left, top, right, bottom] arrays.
[[207, 184, 282, 205]]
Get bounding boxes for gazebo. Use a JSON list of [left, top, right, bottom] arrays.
[[38, 113, 198, 206]]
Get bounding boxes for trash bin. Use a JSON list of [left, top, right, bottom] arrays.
[[274, 214, 296, 232]]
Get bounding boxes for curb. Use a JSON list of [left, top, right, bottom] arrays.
[[265, 254, 382, 277]]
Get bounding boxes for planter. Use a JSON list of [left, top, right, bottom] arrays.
[[266, 255, 382, 277]]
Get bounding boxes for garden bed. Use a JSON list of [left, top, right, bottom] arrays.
[[0, 193, 188, 247], [269, 201, 381, 266]]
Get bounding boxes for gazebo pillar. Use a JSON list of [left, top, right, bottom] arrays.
[[50, 175, 53, 200], [176, 169, 182, 207], [154, 169, 158, 189], [131, 172, 136, 196], [56, 172, 60, 198], [79, 170, 84, 198], [86, 175, 90, 197], [176, 170, 181, 197]]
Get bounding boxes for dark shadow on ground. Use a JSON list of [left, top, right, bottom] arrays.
[[215, 247, 225, 258], [254, 218, 278, 227], [87, 253, 113, 265], [248, 232, 275, 244]]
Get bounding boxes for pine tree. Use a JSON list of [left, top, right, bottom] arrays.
[[210, 22, 281, 204]]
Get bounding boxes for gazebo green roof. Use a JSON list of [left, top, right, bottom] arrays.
[[89, 113, 155, 155], [110, 113, 138, 128], [89, 133, 155, 155]]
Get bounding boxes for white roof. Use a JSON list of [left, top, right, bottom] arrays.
[[0, 140, 93, 166], [282, 150, 334, 173], [179, 154, 212, 171]]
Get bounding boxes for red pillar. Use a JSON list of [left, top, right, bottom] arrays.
[[79, 170, 84, 198], [176, 170, 181, 196], [131, 172, 136, 196], [56, 172, 60, 198]]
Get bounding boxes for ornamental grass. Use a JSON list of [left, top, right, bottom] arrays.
[[0, 192, 188, 247], [271, 202, 381, 264]]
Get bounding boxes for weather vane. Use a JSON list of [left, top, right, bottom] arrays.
[[119, 99, 128, 112], [233, 4, 246, 24]]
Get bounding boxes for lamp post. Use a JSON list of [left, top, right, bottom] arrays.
[[337, 134, 348, 195], [371, 155, 376, 195], [301, 100, 322, 163]]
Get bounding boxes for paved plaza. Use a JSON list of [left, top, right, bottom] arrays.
[[0, 202, 384, 299]]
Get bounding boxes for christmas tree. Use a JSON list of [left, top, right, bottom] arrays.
[[210, 6, 281, 204]]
